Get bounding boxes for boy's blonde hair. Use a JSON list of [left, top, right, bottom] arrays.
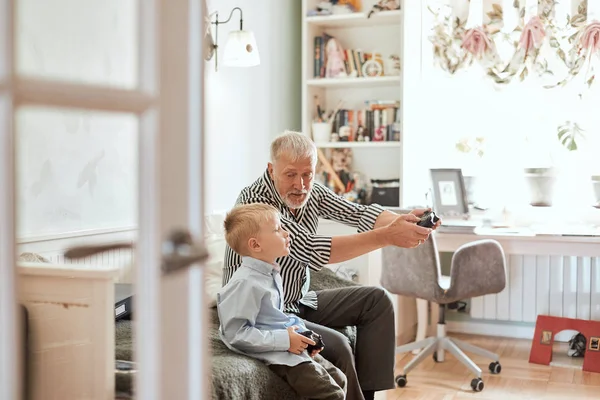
[[224, 203, 280, 256]]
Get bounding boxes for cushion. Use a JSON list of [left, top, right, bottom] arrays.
[[204, 210, 228, 308]]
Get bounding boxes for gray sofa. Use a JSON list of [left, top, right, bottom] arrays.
[[115, 267, 358, 399]]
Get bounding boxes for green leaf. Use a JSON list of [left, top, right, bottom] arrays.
[[557, 48, 567, 63], [520, 67, 528, 81], [557, 122, 585, 152], [587, 75, 595, 88], [492, 4, 503, 15], [571, 14, 586, 26], [570, 30, 579, 40], [550, 37, 560, 48]]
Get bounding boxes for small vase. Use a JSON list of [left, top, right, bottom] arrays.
[[524, 168, 557, 207], [592, 176, 600, 208]]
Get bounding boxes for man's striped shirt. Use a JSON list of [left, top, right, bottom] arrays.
[[223, 169, 385, 313]]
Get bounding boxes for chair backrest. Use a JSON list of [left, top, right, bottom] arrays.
[[445, 239, 506, 302], [380, 234, 443, 301], [380, 235, 507, 305]]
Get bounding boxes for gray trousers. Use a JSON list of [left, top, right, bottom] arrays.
[[297, 286, 396, 400], [269, 354, 346, 400]]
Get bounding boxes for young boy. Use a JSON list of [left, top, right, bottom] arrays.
[[217, 203, 347, 400]]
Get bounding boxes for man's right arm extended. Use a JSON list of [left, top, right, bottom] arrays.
[[328, 214, 432, 264]]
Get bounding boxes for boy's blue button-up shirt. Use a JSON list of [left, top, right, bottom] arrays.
[[217, 256, 313, 366]]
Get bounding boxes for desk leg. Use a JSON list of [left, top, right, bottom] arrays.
[[413, 298, 429, 355]]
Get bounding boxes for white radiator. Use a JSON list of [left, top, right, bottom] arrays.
[[17, 228, 136, 281], [470, 255, 600, 323], [24, 245, 135, 267]]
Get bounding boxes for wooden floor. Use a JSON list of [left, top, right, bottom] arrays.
[[376, 334, 600, 400]]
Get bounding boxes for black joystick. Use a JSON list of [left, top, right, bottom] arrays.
[[299, 330, 325, 353], [417, 210, 440, 228]]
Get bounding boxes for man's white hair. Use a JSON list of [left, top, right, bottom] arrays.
[[270, 130, 317, 165]]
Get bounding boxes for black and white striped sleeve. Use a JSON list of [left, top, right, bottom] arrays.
[[313, 183, 385, 233]]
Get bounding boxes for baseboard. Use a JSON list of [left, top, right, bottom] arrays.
[[447, 319, 535, 340]]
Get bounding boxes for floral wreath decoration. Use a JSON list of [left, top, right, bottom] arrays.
[[429, 0, 598, 90], [547, 2, 599, 90]]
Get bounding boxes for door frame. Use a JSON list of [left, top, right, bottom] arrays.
[[0, 1, 209, 399]]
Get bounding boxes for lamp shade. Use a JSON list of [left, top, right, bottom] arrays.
[[222, 30, 260, 67]]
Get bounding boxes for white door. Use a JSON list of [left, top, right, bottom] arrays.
[[0, 1, 210, 399]]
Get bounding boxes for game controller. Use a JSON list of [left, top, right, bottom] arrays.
[[417, 210, 440, 228], [299, 330, 325, 353]]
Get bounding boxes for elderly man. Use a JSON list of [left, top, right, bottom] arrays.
[[223, 131, 439, 400]]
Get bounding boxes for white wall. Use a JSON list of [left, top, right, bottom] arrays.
[[204, 0, 301, 212]]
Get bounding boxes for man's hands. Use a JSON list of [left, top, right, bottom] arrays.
[[287, 326, 316, 355], [410, 208, 442, 230], [382, 214, 431, 248], [381, 208, 442, 248]]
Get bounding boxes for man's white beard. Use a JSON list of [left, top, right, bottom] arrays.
[[284, 191, 311, 209]]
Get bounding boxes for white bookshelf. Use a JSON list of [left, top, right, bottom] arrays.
[[305, 9, 402, 28], [316, 141, 402, 149], [301, 0, 405, 208], [306, 75, 401, 88]]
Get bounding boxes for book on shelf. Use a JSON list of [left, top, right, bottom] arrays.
[[330, 100, 401, 143], [314, 33, 396, 79]]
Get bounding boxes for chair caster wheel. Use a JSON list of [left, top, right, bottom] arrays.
[[395, 375, 407, 388], [489, 361, 501, 374], [471, 378, 484, 392], [432, 352, 442, 363]]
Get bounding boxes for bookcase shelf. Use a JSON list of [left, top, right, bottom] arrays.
[[315, 141, 401, 149], [306, 10, 402, 28], [306, 75, 401, 88], [302, 0, 406, 209]]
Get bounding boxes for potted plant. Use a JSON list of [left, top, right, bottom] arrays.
[[455, 136, 485, 205], [556, 121, 600, 207], [524, 166, 558, 207]]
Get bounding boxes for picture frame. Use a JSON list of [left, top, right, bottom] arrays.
[[430, 169, 469, 217], [590, 336, 600, 351], [540, 330, 553, 345]]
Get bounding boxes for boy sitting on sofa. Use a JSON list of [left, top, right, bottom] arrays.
[[217, 203, 347, 400]]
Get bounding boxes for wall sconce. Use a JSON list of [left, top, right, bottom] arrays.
[[207, 7, 260, 71]]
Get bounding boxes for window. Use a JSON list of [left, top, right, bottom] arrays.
[[408, 0, 600, 226]]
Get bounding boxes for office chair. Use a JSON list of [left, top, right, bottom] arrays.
[[381, 234, 506, 392]]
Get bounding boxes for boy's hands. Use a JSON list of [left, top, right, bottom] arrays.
[[309, 348, 323, 358], [286, 326, 316, 355]]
